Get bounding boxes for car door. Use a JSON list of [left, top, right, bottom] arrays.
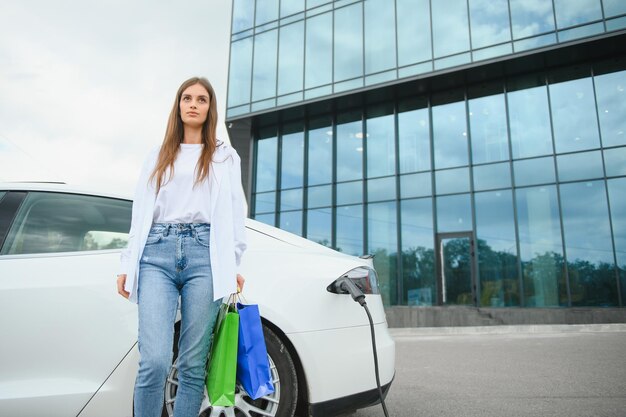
[[0, 190, 138, 417]]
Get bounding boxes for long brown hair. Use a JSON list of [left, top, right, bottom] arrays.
[[149, 77, 219, 193]]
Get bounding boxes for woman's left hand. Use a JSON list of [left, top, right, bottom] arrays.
[[236, 274, 245, 293]]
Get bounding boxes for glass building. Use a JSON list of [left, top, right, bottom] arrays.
[[226, 0, 626, 312]]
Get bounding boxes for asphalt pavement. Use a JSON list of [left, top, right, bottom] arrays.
[[349, 324, 626, 417]]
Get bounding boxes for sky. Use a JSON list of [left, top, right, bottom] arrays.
[[0, 0, 233, 196]]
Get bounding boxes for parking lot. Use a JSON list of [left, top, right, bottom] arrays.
[[349, 324, 626, 417]]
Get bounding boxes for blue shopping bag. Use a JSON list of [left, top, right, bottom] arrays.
[[236, 302, 275, 400]]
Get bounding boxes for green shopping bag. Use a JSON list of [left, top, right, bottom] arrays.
[[205, 299, 239, 406]]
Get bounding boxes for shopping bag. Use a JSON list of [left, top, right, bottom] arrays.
[[236, 302, 275, 399], [205, 300, 239, 406]]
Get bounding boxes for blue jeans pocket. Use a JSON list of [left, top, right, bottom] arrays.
[[145, 231, 163, 245], [194, 230, 210, 247]]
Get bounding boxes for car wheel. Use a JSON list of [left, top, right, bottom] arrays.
[[163, 324, 298, 417]]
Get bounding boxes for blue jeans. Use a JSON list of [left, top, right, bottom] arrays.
[[134, 223, 221, 417]]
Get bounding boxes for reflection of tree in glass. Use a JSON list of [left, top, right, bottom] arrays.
[[371, 248, 398, 306], [476, 238, 519, 307], [568, 259, 618, 307], [332, 238, 620, 307], [402, 246, 436, 306], [522, 252, 618, 307]]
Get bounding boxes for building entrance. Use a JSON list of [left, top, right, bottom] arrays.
[[436, 232, 477, 306]]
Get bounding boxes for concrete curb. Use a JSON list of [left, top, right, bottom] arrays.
[[389, 323, 626, 337]]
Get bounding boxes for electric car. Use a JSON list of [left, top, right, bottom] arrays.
[[0, 182, 395, 417]]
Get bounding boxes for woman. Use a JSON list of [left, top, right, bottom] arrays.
[[116, 77, 247, 417]]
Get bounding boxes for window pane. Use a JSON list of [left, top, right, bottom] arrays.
[[560, 181, 617, 306], [473, 162, 511, 191], [334, 3, 363, 81], [401, 198, 436, 306], [550, 77, 600, 153], [516, 185, 566, 307], [307, 0, 330, 8], [306, 208, 332, 246], [398, 106, 431, 173], [336, 181, 362, 205], [369, 201, 398, 305], [279, 210, 302, 236], [553, 0, 602, 29], [278, 22, 304, 96], [254, 191, 276, 213], [594, 69, 626, 147], [435, 168, 470, 195], [469, 93, 509, 163], [509, 0, 555, 39], [364, 0, 396, 74], [432, 0, 470, 58], [255, 136, 278, 192], [400, 172, 432, 198], [281, 129, 304, 189], [604, 0, 626, 17], [475, 190, 520, 307], [514, 157, 555, 187], [308, 121, 333, 186], [280, 0, 304, 17], [336, 114, 363, 182], [255, 0, 279, 25], [252, 30, 278, 101], [368, 176, 396, 202], [227, 38, 253, 107], [396, 0, 431, 66], [557, 150, 603, 182], [558, 22, 604, 42], [280, 188, 303, 211], [336, 204, 363, 255], [367, 111, 395, 178], [233, 0, 255, 32], [2, 192, 131, 255], [508, 84, 553, 159], [253, 213, 275, 226], [604, 147, 626, 177], [436, 194, 472, 233], [469, 0, 511, 49], [305, 12, 332, 88], [432, 99, 469, 169], [0, 191, 5, 202], [307, 184, 332, 208], [607, 178, 626, 301]]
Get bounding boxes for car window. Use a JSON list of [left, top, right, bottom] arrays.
[[0, 191, 6, 202], [0, 191, 131, 255]]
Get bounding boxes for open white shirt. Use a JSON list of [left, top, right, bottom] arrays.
[[120, 143, 248, 303], [153, 143, 212, 223]]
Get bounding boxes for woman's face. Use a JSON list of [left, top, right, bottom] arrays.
[[179, 83, 210, 128]]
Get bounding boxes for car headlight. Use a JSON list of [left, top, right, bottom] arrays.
[[326, 266, 380, 295]]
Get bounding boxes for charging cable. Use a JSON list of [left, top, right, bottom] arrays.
[[335, 278, 390, 417]]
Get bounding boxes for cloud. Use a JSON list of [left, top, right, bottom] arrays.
[[0, 0, 232, 196]]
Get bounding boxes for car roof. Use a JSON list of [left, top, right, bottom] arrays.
[[0, 181, 132, 201]]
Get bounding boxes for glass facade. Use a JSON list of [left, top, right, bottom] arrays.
[[227, 0, 626, 118], [249, 62, 626, 308]]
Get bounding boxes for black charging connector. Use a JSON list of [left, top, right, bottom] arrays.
[[335, 277, 367, 306], [331, 277, 391, 417]]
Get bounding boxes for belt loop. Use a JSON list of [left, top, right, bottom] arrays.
[[163, 224, 170, 237]]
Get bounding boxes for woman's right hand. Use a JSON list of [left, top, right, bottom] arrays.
[[117, 274, 130, 299]]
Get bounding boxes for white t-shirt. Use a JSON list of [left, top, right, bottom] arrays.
[[152, 143, 212, 223]]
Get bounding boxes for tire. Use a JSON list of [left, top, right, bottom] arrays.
[[162, 323, 299, 417]]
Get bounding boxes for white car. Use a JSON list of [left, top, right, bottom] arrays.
[[0, 182, 395, 417]]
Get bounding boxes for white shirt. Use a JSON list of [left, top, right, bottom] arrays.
[[153, 143, 212, 223], [120, 143, 248, 303]]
